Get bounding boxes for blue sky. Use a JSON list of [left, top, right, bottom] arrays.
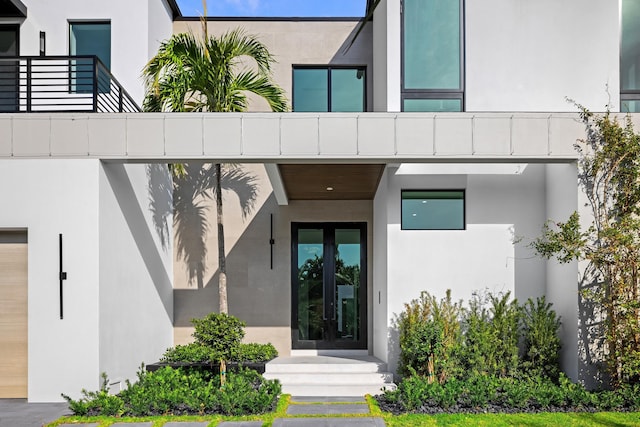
[[176, 0, 367, 17]]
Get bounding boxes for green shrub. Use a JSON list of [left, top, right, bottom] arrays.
[[499, 377, 530, 409], [460, 294, 496, 378], [463, 375, 498, 408], [214, 368, 281, 415], [521, 296, 561, 381], [160, 343, 219, 363], [398, 290, 462, 381], [460, 292, 521, 378], [120, 366, 215, 415], [378, 372, 640, 414], [488, 292, 521, 377], [191, 313, 246, 360], [62, 373, 124, 417], [67, 366, 281, 417], [233, 343, 278, 362]]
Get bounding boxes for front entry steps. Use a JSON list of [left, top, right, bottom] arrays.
[[263, 355, 396, 397]]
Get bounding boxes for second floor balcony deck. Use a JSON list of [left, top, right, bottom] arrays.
[[0, 55, 140, 113]]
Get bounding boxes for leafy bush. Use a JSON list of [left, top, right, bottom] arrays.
[[191, 312, 246, 360], [65, 366, 281, 417], [232, 343, 278, 362], [62, 373, 124, 417], [159, 313, 278, 364], [488, 292, 521, 377], [398, 290, 462, 381], [461, 292, 520, 378], [160, 343, 219, 363], [521, 296, 561, 381], [214, 368, 281, 415], [377, 372, 640, 414]]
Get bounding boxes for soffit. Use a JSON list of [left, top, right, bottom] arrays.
[[278, 164, 385, 200], [0, 0, 26, 17]]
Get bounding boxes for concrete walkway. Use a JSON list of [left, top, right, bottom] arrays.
[[0, 399, 69, 427], [0, 396, 386, 427]]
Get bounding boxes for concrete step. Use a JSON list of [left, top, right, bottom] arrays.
[[263, 372, 394, 385], [265, 356, 395, 397], [265, 356, 388, 374], [281, 383, 395, 397]]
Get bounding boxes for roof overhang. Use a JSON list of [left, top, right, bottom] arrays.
[[0, 0, 26, 18], [0, 112, 592, 162], [164, 0, 181, 19]]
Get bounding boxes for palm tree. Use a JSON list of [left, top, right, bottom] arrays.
[[143, 23, 287, 315]]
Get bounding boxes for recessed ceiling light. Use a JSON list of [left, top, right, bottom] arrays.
[[326, 187, 334, 191], [412, 213, 417, 217]]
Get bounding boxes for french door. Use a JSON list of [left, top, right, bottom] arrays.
[[291, 223, 367, 349]]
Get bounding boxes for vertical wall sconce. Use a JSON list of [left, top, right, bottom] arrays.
[[270, 214, 275, 269], [39, 32, 46, 56], [59, 234, 67, 319]]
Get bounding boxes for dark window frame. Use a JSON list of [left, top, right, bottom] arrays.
[[621, 0, 640, 112], [0, 25, 20, 113], [68, 20, 111, 95], [400, 189, 466, 231], [400, 0, 465, 111], [292, 65, 367, 112]]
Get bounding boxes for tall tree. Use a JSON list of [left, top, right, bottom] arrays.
[[143, 22, 287, 315]]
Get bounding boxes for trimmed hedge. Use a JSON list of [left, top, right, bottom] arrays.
[[63, 367, 281, 417]]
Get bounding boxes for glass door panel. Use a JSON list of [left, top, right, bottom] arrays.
[[334, 229, 361, 342], [296, 228, 324, 341], [0, 26, 18, 112]]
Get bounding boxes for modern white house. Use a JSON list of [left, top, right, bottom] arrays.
[[0, 0, 638, 401]]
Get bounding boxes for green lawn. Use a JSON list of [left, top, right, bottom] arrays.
[[383, 412, 640, 427], [48, 394, 640, 427]]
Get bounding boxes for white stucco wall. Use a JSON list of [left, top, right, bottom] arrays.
[[0, 159, 100, 402], [148, 0, 174, 65], [375, 164, 548, 372], [545, 163, 580, 382], [373, 167, 389, 362], [376, 0, 619, 112], [13, 0, 174, 105], [98, 163, 174, 393], [466, 0, 619, 112], [373, 0, 401, 112]]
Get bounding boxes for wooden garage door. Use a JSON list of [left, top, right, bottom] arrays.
[[0, 230, 27, 398]]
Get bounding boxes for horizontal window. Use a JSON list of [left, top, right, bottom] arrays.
[[401, 190, 465, 230], [293, 66, 366, 112], [403, 97, 462, 112], [621, 97, 640, 113]]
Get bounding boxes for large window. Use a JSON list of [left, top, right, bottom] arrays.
[[293, 66, 366, 112], [401, 190, 465, 230], [69, 22, 111, 93], [402, 0, 464, 111], [622, 0, 640, 112]]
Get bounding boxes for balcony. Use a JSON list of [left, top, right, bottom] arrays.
[[0, 56, 140, 113]]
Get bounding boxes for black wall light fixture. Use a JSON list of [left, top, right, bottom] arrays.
[[269, 214, 275, 270], [59, 233, 67, 319], [39, 31, 46, 56]]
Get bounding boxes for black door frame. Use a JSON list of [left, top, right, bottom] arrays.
[[0, 25, 20, 113], [291, 222, 367, 350]]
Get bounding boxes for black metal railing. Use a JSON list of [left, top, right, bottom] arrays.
[[0, 55, 141, 113]]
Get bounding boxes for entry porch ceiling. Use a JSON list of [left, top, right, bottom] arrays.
[[278, 163, 385, 200]]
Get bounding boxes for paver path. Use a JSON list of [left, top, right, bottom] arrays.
[[1, 396, 386, 426]]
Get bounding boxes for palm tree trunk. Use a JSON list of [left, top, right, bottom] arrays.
[[215, 162, 228, 387], [215, 163, 228, 315]]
